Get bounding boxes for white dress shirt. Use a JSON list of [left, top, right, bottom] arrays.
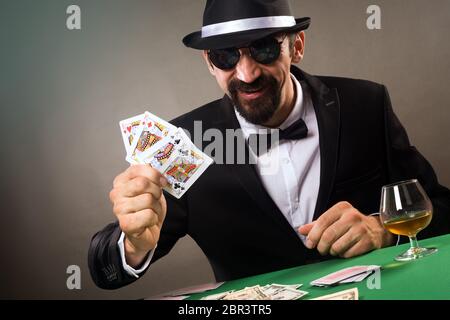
[[118, 73, 321, 276], [234, 74, 320, 238]]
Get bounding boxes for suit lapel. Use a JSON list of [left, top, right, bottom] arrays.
[[296, 70, 341, 220]]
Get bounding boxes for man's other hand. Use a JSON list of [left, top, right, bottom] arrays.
[[298, 201, 395, 258]]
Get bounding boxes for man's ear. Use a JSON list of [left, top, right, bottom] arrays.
[[292, 31, 305, 64], [202, 50, 216, 75]]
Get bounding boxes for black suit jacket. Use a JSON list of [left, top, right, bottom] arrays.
[[89, 67, 450, 289]]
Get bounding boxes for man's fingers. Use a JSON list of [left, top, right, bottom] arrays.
[[121, 176, 163, 199], [303, 202, 382, 257], [329, 230, 362, 257], [298, 222, 314, 236], [119, 209, 159, 236], [316, 220, 352, 255], [115, 193, 162, 217], [336, 237, 371, 258], [113, 164, 166, 188], [306, 201, 353, 248]]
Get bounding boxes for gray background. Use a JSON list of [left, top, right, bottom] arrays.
[[1, 0, 449, 299]]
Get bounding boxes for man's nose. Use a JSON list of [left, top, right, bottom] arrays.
[[235, 49, 262, 84]]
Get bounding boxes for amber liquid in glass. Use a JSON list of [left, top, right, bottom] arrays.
[[383, 211, 432, 236]]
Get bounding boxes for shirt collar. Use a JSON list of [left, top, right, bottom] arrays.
[[234, 73, 304, 136]]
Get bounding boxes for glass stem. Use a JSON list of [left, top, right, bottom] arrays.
[[409, 236, 419, 250]]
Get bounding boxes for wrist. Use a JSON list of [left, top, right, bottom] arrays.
[[368, 215, 395, 248], [124, 236, 151, 268], [382, 227, 396, 247]]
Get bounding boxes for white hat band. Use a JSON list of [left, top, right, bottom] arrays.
[[201, 16, 296, 38]]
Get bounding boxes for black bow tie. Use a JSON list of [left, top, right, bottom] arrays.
[[247, 118, 308, 156]]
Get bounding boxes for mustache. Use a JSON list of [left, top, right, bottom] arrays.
[[228, 74, 277, 94]]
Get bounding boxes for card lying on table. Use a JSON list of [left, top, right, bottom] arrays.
[[311, 265, 380, 287], [119, 111, 213, 199]]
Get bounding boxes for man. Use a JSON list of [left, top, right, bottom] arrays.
[[89, 0, 450, 289]]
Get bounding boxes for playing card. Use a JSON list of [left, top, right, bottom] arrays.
[[126, 111, 176, 164], [138, 128, 186, 170], [160, 130, 214, 199], [119, 111, 213, 199], [338, 271, 373, 284], [311, 265, 380, 287], [119, 113, 146, 156]]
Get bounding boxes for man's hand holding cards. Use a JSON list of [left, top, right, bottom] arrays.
[[119, 111, 213, 199]]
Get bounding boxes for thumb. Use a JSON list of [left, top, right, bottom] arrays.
[[298, 222, 315, 235]]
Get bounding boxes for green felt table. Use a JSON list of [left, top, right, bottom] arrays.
[[188, 234, 450, 300]]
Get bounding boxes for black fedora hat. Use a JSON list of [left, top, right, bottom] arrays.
[[183, 0, 311, 50]]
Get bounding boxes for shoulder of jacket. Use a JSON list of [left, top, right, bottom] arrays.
[[169, 98, 223, 129]]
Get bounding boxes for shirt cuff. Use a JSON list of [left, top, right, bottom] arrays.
[[117, 232, 155, 278], [370, 212, 400, 246]]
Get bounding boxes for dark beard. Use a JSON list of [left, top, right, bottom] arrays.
[[228, 74, 281, 125]]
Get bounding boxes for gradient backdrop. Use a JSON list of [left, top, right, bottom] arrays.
[[1, 0, 449, 299]]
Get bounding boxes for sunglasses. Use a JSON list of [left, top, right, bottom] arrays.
[[207, 35, 286, 70]]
